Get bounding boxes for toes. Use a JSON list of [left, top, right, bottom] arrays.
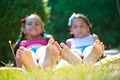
[[55, 41, 62, 56], [60, 43, 70, 52], [55, 41, 62, 51], [99, 42, 105, 51], [48, 38, 54, 45], [17, 49, 22, 54], [16, 47, 25, 58], [94, 40, 105, 53], [60, 43, 66, 48], [95, 39, 100, 44], [101, 42, 105, 51], [47, 40, 61, 56], [19, 46, 25, 51], [95, 40, 104, 48]]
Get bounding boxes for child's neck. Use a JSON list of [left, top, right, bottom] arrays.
[[27, 36, 42, 40], [74, 34, 90, 38]]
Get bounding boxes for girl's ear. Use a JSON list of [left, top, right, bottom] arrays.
[[87, 26, 90, 32], [70, 28, 73, 34], [42, 28, 45, 33]]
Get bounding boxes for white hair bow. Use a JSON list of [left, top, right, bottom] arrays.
[[68, 13, 76, 26]]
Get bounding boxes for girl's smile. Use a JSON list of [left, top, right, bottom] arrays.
[[70, 18, 89, 38], [24, 16, 43, 40]]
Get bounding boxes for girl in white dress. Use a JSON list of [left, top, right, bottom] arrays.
[[59, 13, 104, 65]]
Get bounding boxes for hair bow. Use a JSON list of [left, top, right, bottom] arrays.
[[21, 16, 28, 23], [68, 13, 76, 26]]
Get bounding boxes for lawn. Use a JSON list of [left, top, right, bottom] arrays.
[[0, 57, 120, 80]]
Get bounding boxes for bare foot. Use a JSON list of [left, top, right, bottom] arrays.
[[60, 43, 82, 65], [42, 39, 61, 69], [20, 48, 37, 70], [16, 46, 25, 67], [83, 40, 104, 63]]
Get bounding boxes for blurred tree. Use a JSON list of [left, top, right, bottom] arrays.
[[47, 0, 120, 48], [0, 0, 47, 66]]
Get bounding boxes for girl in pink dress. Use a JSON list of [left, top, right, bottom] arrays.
[[14, 14, 61, 69]]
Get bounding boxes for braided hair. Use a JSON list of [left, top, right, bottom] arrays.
[[14, 14, 45, 54]]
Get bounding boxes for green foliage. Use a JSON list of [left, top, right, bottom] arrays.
[[47, 0, 120, 47], [0, 0, 47, 65], [0, 61, 120, 80]]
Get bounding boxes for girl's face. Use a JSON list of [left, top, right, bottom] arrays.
[[70, 18, 90, 38], [24, 16, 43, 39]]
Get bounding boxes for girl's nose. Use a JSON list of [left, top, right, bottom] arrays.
[[31, 24, 35, 27], [78, 27, 81, 30]]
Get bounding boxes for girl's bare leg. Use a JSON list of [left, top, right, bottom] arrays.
[[83, 40, 104, 63], [38, 39, 61, 69], [16, 47, 25, 67], [20, 49, 38, 70], [16, 47, 37, 70], [60, 43, 82, 65]]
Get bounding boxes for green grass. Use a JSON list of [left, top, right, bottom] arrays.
[[0, 60, 120, 80]]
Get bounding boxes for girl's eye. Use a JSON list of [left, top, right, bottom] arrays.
[[35, 24, 39, 25], [28, 23, 32, 25], [73, 26, 77, 29], [80, 25, 84, 28], [73, 26, 78, 29]]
